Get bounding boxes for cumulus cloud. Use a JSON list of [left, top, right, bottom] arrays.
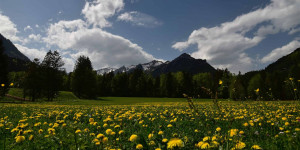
[[261, 40, 300, 63], [28, 34, 42, 42], [43, 18, 156, 70], [15, 44, 47, 60], [117, 11, 162, 27], [0, 12, 19, 42], [172, 0, 300, 73], [82, 0, 124, 28], [24, 25, 32, 32]]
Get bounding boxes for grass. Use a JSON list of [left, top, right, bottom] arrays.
[[5, 88, 219, 105]]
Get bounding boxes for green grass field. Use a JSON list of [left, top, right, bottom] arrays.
[[4, 88, 216, 105]]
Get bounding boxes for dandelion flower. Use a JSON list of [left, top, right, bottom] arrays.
[[219, 80, 223, 85], [129, 134, 138, 142], [235, 141, 246, 149], [16, 136, 25, 143], [136, 144, 143, 149], [167, 138, 184, 149], [251, 145, 262, 149]]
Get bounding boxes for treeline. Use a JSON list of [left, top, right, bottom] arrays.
[[2, 46, 300, 101]]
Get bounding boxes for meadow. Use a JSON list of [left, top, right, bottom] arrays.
[[0, 99, 299, 150]]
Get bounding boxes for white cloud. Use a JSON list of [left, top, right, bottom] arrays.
[[117, 11, 162, 27], [0, 12, 19, 42], [15, 44, 47, 60], [24, 25, 32, 32], [82, 0, 124, 28], [28, 34, 42, 42], [44, 19, 156, 70], [35, 24, 39, 28], [172, 0, 300, 73], [261, 40, 300, 63]]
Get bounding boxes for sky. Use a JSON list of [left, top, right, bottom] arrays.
[[0, 0, 300, 73]]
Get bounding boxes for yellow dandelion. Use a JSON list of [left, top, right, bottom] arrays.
[[16, 136, 25, 143], [136, 144, 143, 149], [167, 138, 184, 149], [251, 145, 262, 149], [216, 127, 221, 132], [29, 135, 34, 141], [75, 129, 81, 134], [219, 80, 223, 85], [97, 133, 105, 139], [105, 129, 113, 135], [235, 141, 246, 149], [129, 134, 138, 142], [201, 142, 210, 149], [148, 133, 154, 139], [158, 131, 164, 135]]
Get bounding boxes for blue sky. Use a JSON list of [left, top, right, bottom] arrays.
[[0, 0, 300, 73]]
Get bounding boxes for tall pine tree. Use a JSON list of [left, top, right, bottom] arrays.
[[72, 56, 97, 99]]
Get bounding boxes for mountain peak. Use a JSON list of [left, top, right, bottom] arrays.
[[178, 53, 192, 59]]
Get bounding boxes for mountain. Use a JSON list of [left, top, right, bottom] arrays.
[[96, 53, 216, 76], [0, 34, 30, 61], [264, 47, 300, 72], [97, 60, 165, 75], [151, 53, 216, 76], [0, 33, 31, 71]]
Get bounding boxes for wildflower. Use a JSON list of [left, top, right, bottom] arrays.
[[16, 136, 25, 143], [229, 129, 239, 137], [89, 118, 94, 123], [39, 129, 43, 134], [243, 122, 249, 127], [158, 131, 164, 135], [282, 117, 287, 121], [167, 138, 184, 149], [106, 129, 113, 135], [155, 148, 161, 150], [29, 135, 34, 141], [136, 144, 143, 149], [216, 127, 221, 132], [196, 141, 204, 148], [235, 141, 246, 149], [201, 143, 210, 149], [251, 145, 262, 149], [75, 129, 81, 134], [289, 77, 293, 81], [295, 128, 300, 132], [149, 140, 155, 146], [285, 122, 289, 126], [102, 137, 108, 143], [219, 80, 223, 85], [1, 84, 4, 87], [255, 88, 259, 92], [239, 131, 244, 135], [148, 133, 154, 139], [118, 130, 124, 135], [97, 133, 105, 139], [203, 136, 210, 142], [129, 134, 138, 142], [167, 124, 173, 128], [162, 138, 168, 143], [10, 83, 13, 86]]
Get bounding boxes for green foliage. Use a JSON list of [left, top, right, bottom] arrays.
[[72, 56, 97, 99], [247, 74, 262, 100], [0, 39, 9, 97]]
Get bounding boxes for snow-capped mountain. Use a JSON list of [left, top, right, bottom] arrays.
[[96, 60, 165, 75], [96, 67, 117, 75], [96, 53, 216, 76]]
